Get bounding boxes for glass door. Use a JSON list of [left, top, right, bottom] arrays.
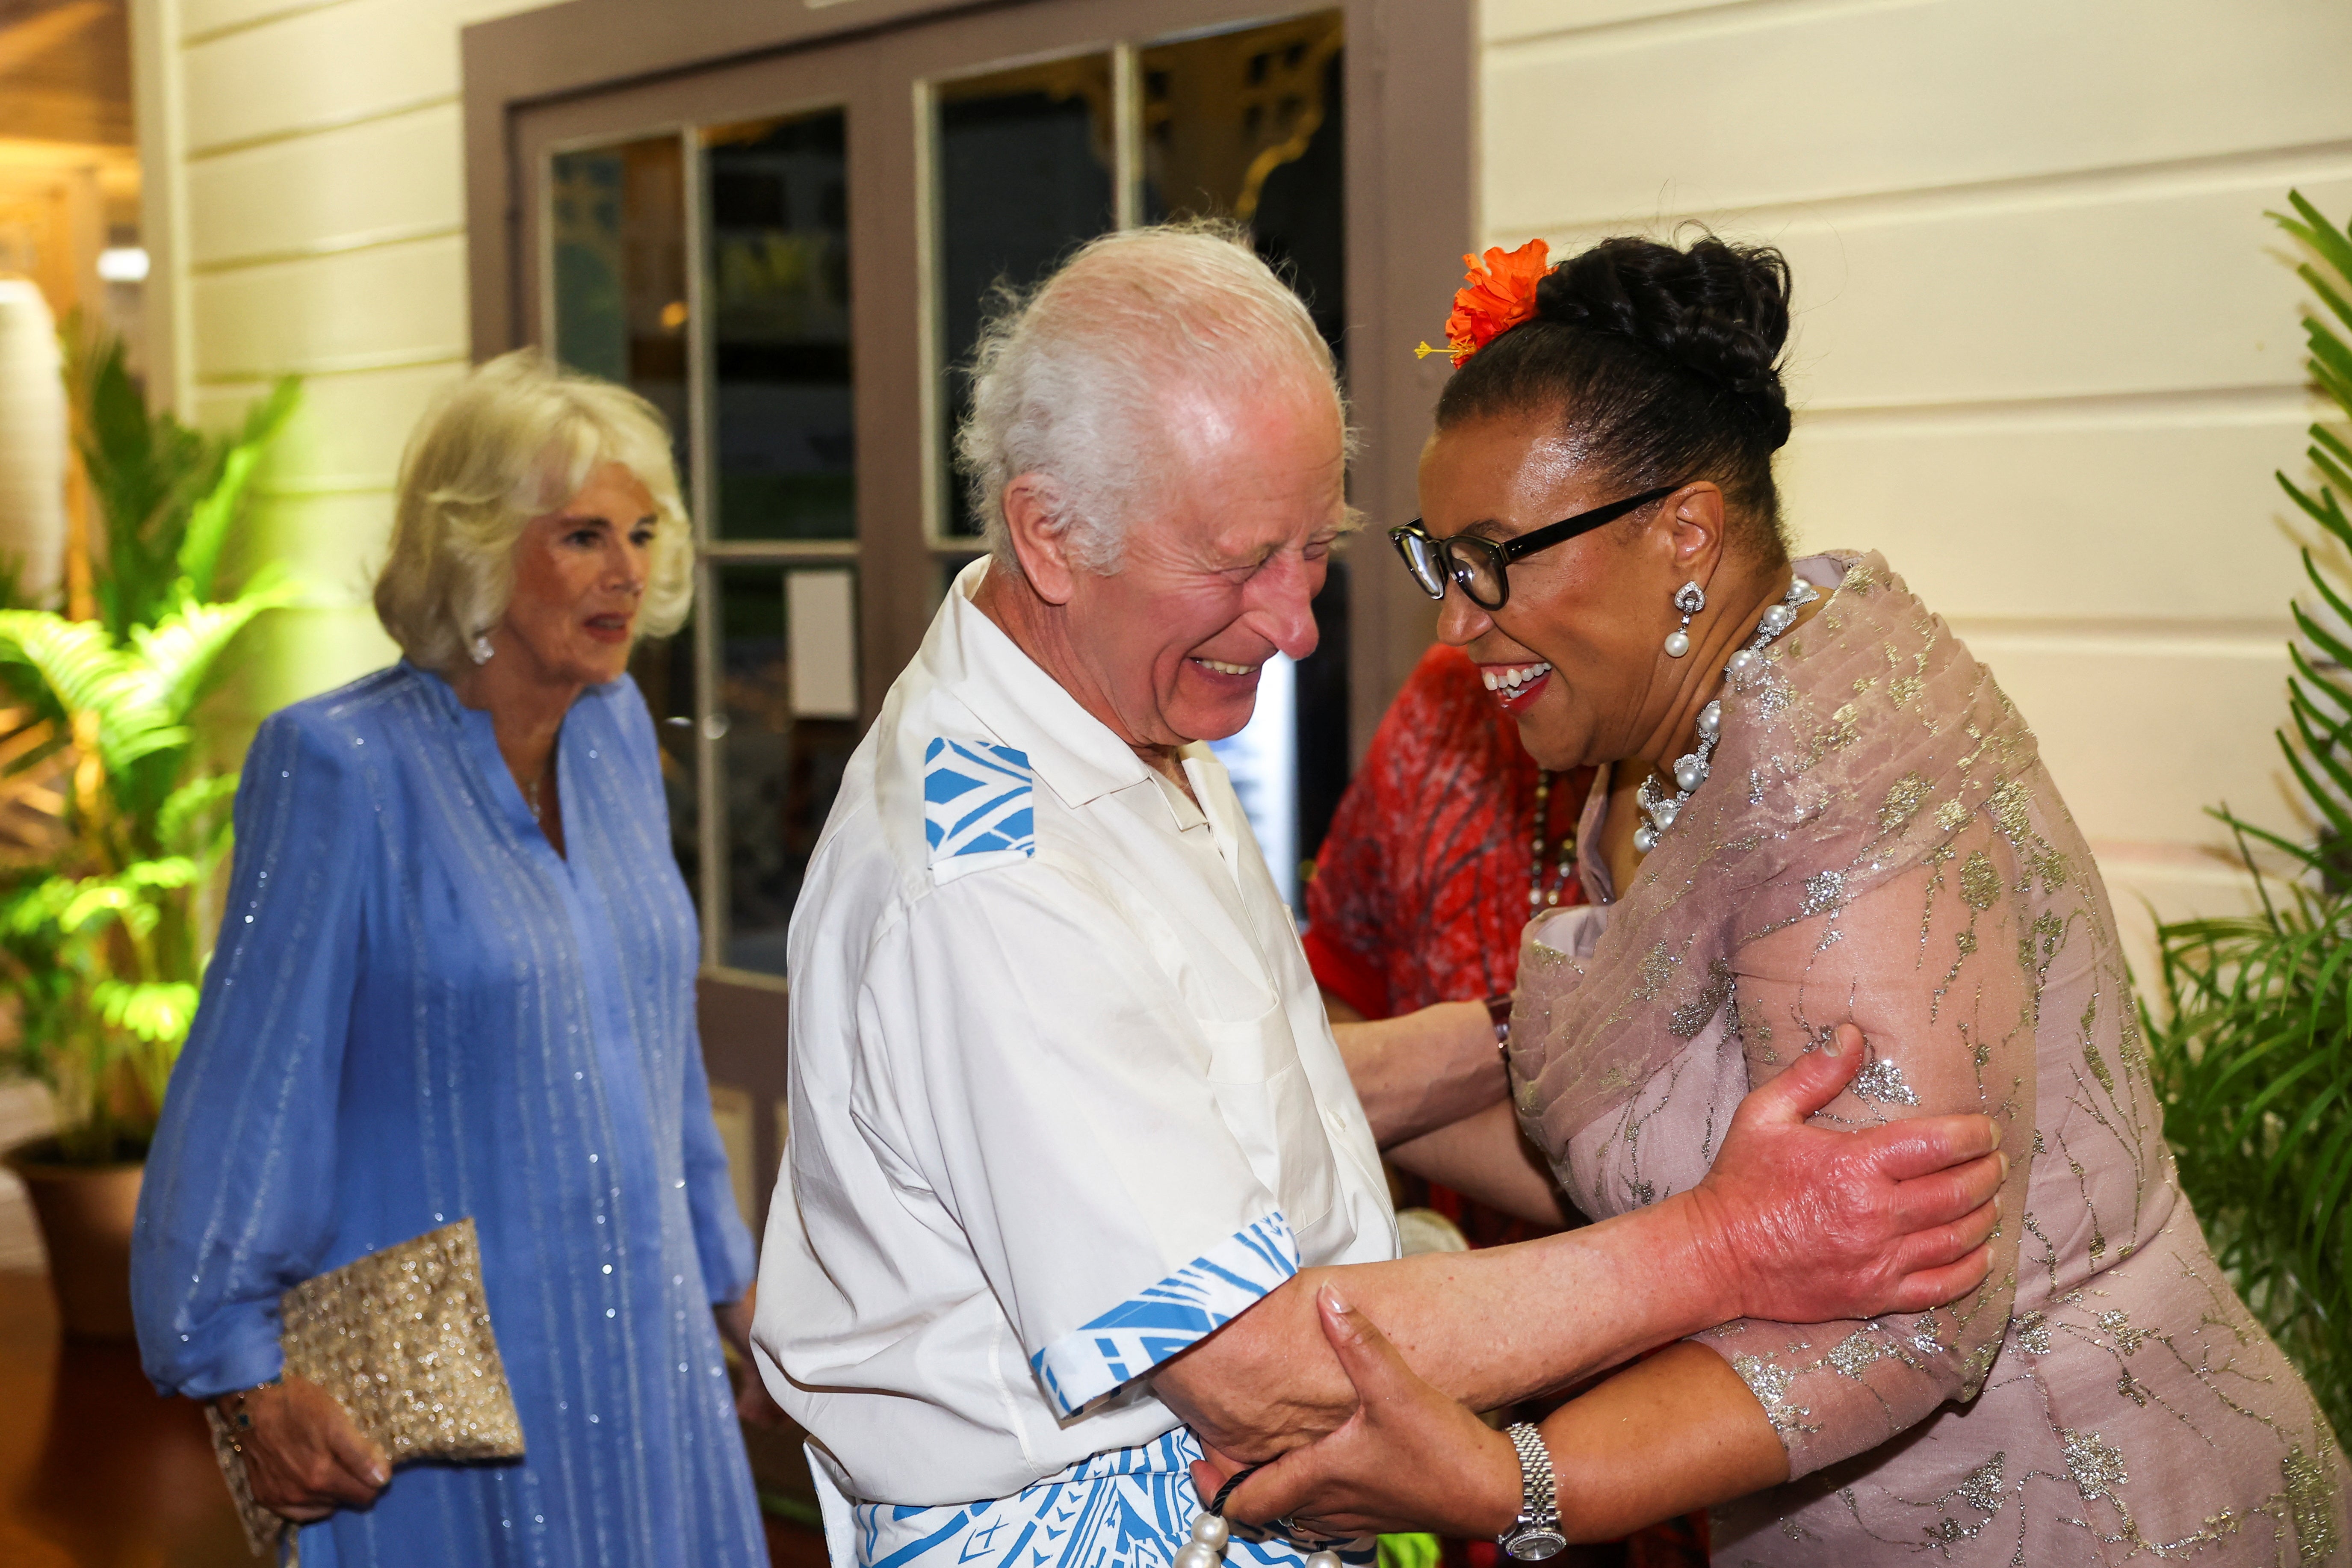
[[522, 3, 1352, 977], [924, 9, 1347, 901], [546, 106, 862, 979]]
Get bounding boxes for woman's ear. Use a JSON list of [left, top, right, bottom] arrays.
[[1658, 481, 1728, 582], [1001, 475, 1079, 606]]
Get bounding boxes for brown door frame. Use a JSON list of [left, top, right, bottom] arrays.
[[464, 0, 1472, 1234], [465, 0, 1470, 753]]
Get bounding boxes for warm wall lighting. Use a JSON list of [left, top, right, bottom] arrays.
[[97, 247, 148, 283]]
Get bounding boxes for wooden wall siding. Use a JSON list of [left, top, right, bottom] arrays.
[[136, 0, 557, 720], [1479, 0, 2352, 967]]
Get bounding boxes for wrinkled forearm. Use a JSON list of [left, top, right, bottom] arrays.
[[1333, 1001, 1507, 1148], [1155, 1192, 1735, 1459]]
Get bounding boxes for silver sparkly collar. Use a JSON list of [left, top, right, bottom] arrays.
[[1633, 574, 1820, 854]]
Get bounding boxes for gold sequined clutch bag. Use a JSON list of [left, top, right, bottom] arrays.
[[204, 1217, 525, 1563]]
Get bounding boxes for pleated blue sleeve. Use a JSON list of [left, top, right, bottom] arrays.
[[131, 707, 368, 1400]]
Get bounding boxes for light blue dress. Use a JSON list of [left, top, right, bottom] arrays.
[[132, 662, 767, 1568]]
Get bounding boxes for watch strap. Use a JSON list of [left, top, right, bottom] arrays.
[[1505, 1422, 1558, 1524]]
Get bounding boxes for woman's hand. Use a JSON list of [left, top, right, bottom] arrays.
[[223, 1375, 390, 1523], [1682, 1023, 2005, 1325], [715, 1293, 789, 1429], [1189, 1285, 1519, 1540]]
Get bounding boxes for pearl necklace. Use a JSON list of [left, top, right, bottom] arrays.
[[1528, 770, 1577, 910], [1632, 575, 1819, 854]]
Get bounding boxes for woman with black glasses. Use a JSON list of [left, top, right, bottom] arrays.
[[1199, 233, 2345, 1566]]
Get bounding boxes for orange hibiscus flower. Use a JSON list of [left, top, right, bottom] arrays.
[[1418, 238, 1551, 365]]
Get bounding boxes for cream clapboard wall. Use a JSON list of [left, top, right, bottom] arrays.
[[133, 0, 547, 720], [129, 0, 2350, 969], [1482, 0, 2352, 969]]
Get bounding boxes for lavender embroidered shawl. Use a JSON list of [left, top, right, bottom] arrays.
[[1508, 554, 2344, 1565]]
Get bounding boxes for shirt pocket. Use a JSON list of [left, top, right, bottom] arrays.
[[1198, 1002, 1338, 1233]]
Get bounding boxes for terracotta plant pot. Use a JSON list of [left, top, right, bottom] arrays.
[[7, 1146, 142, 1339]]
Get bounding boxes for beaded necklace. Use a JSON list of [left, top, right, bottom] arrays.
[[1528, 769, 1578, 910], [1633, 574, 1819, 854]]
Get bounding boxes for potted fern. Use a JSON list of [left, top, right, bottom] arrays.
[[2143, 190, 2352, 1441], [0, 336, 297, 1337]]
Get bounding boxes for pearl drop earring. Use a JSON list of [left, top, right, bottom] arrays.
[[469, 633, 496, 666], [1664, 581, 1705, 658]]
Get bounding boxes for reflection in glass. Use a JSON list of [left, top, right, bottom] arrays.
[[1140, 12, 1346, 356], [703, 112, 856, 540], [716, 565, 862, 976], [1138, 12, 1350, 877], [627, 628, 700, 904], [934, 55, 1116, 537], [549, 136, 690, 466]]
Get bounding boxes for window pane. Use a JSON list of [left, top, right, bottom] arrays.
[[704, 111, 857, 541], [549, 136, 690, 467], [1138, 12, 1350, 874], [1140, 12, 1346, 360], [934, 54, 1117, 538], [628, 628, 700, 905], [716, 564, 862, 976]]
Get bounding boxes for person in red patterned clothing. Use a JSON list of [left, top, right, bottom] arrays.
[[1303, 640, 1706, 1568], [1304, 641, 1593, 1247]]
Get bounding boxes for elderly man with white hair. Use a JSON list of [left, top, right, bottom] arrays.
[[755, 225, 2007, 1568]]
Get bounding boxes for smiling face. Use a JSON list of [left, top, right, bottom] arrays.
[[495, 460, 659, 690], [1056, 384, 1347, 749], [1417, 412, 1706, 770]]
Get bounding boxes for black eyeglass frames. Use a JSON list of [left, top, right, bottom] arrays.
[[1389, 483, 1685, 612]]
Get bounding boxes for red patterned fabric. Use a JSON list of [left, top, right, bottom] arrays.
[[1303, 644, 1592, 1022], [1304, 641, 1591, 1257]]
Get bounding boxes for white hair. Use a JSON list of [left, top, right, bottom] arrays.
[[374, 349, 694, 673], [956, 221, 1353, 575]]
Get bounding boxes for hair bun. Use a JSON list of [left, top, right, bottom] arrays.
[[1533, 235, 1793, 448]]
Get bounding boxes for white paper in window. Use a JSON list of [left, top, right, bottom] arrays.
[[786, 570, 860, 718]]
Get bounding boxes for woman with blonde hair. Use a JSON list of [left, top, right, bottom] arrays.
[[132, 350, 771, 1566]]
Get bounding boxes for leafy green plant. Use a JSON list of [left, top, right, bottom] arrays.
[[2142, 190, 2352, 1441], [0, 335, 298, 1164]]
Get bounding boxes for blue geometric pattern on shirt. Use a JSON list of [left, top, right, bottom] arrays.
[[1031, 1211, 1299, 1418], [851, 1428, 1373, 1568], [924, 738, 1036, 861]]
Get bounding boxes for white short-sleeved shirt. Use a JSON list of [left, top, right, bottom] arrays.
[[755, 560, 1398, 1512]]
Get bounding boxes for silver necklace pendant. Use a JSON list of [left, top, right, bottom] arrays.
[[1633, 575, 1818, 854]]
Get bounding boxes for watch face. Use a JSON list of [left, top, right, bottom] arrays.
[[1504, 1529, 1567, 1561]]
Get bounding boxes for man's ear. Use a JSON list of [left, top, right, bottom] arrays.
[[1002, 475, 1080, 606]]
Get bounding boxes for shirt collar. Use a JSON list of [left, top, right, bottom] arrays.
[[936, 558, 1158, 809]]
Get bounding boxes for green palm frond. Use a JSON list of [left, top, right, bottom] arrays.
[[125, 574, 300, 728], [1, 334, 302, 1162], [179, 378, 298, 602], [2147, 190, 2352, 1438], [0, 611, 191, 777], [67, 331, 210, 639], [157, 772, 238, 858], [90, 978, 200, 1046]]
